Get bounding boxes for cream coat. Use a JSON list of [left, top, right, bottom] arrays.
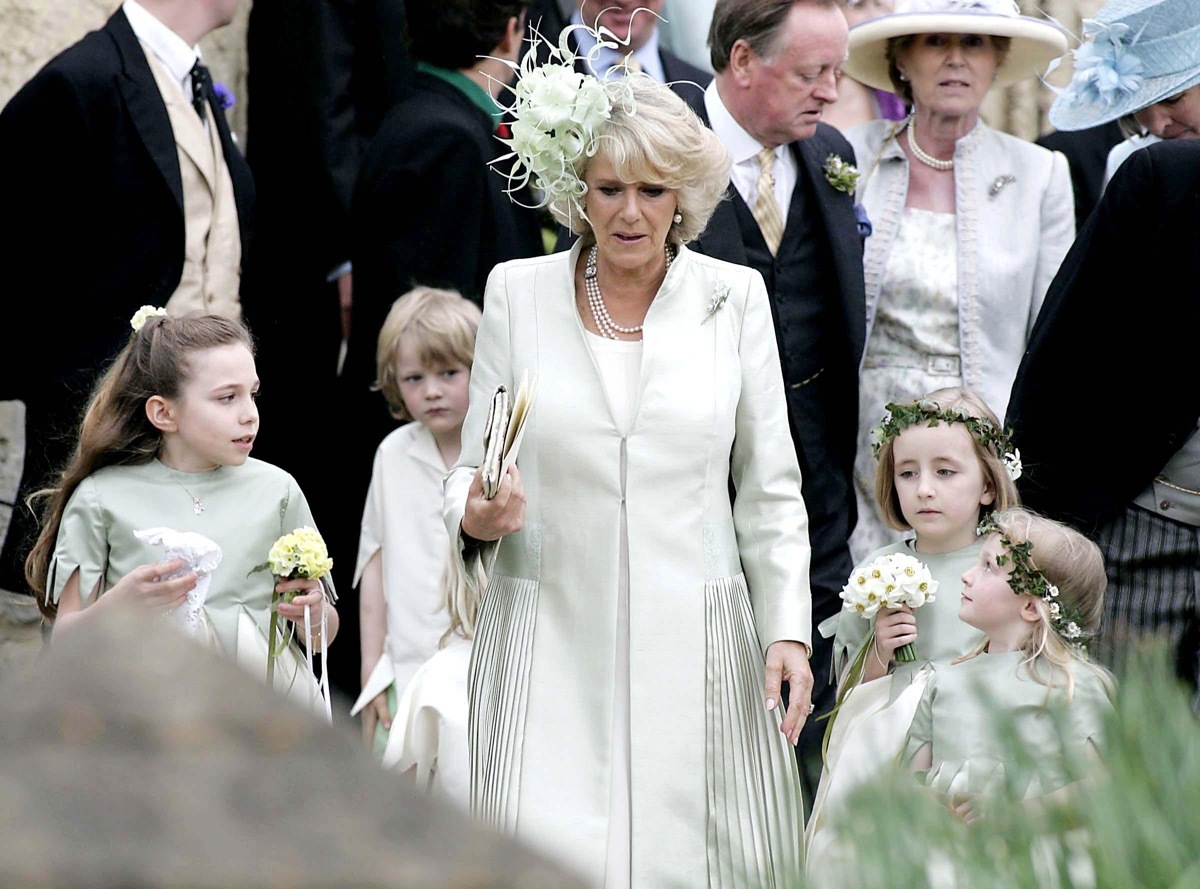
[[847, 119, 1074, 420], [444, 242, 812, 887]]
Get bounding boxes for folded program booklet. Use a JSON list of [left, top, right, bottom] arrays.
[[480, 369, 537, 500]]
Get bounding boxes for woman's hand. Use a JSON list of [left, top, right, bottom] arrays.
[[106, 559, 196, 610], [764, 640, 814, 746], [361, 690, 392, 750], [462, 465, 526, 542], [874, 605, 917, 663]]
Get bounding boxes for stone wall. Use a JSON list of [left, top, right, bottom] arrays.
[[0, 0, 250, 141]]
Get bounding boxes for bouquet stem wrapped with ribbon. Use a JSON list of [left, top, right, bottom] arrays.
[[252, 527, 334, 716]]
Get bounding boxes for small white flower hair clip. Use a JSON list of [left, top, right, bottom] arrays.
[[130, 305, 168, 332]]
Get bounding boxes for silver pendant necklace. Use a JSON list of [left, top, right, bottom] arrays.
[[163, 464, 206, 515], [906, 116, 954, 172], [584, 244, 674, 340]]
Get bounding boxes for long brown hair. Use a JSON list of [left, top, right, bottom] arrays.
[[25, 314, 254, 616]]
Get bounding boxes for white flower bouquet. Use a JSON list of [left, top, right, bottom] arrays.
[[840, 551, 938, 664]]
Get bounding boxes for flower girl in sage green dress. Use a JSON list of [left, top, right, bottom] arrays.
[[24, 311, 338, 714], [902, 507, 1115, 818], [807, 388, 1020, 871]]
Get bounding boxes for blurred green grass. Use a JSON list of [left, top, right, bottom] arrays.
[[807, 645, 1199, 889]]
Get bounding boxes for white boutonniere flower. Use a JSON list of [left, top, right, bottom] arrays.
[[703, 280, 731, 324], [1002, 448, 1022, 480], [822, 154, 860, 193]]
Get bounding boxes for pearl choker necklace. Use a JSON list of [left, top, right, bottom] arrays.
[[906, 116, 954, 172], [584, 244, 674, 340]]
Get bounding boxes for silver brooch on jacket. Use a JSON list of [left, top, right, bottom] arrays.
[[988, 175, 1016, 198], [703, 280, 731, 324]]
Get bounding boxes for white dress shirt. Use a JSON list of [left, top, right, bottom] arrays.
[[704, 80, 797, 220], [122, 0, 203, 106]]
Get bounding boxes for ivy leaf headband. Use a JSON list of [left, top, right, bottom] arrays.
[[485, 13, 659, 226], [871, 398, 1022, 480], [976, 516, 1089, 646]]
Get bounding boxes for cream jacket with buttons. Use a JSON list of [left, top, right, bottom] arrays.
[[846, 119, 1074, 420]]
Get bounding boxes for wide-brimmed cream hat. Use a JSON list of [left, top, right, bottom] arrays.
[[842, 0, 1069, 93]]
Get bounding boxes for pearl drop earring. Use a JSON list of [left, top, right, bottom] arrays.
[[673, 212, 683, 224]]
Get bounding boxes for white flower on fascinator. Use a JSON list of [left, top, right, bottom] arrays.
[[488, 17, 646, 225], [130, 305, 167, 332]]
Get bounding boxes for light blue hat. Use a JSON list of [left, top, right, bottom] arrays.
[[1048, 0, 1200, 131]]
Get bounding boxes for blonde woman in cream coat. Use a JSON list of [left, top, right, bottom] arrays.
[[840, 0, 1075, 561], [443, 79, 813, 889]]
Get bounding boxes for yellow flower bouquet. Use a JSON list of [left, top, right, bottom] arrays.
[[252, 526, 333, 686]]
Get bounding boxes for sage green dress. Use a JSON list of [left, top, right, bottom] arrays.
[[807, 539, 985, 873], [902, 650, 1113, 797], [48, 458, 335, 712]]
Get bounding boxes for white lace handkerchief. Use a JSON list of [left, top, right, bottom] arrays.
[[134, 527, 222, 637]]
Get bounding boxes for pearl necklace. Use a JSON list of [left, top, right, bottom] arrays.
[[584, 244, 674, 340], [906, 116, 954, 171]]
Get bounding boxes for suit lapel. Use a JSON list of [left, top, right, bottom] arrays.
[[796, 135, 867, 364], [202, 77, 254, 250], [146, 55, 217, 193], [684, 92, 749, 265], [109, 9, 183, 212]]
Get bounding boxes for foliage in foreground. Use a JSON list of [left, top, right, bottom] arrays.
[[810, 647, 1199, 889]]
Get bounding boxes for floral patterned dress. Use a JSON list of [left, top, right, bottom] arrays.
[[851, 207, 961, 563]]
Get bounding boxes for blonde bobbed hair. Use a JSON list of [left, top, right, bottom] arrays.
[[552, 78, 731, 246]]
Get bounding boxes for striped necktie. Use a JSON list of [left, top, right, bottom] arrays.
[[753, 147, 785, 256]]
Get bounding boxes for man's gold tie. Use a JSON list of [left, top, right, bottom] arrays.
[[753, 146, 785, 256], [609, 54, 643, 76]]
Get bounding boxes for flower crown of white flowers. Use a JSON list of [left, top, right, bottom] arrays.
[[130, 305, 168, 333], [488, 14, 657, 225], [976, 516, 1088, 646]]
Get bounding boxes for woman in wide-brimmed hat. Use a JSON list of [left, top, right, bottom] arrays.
[[1049, 0, 1200, 186], [837, 0, 1075, 565]]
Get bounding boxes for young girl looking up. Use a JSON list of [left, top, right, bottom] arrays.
[[829, 388, 1021, 689], [351, 287, 481, 755], [903, 507, 1115, 816], [807, 388, 1019, 872], [25, 312, 338, 713]]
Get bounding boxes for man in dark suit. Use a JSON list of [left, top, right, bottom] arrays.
[[332, 0, 545, 697], [0, 0, 252, 598], [242, 0, 412, 699], [1035, 121, 1125, 230], [687, 0, 867, 806], [1007, 139, 1200, 710]]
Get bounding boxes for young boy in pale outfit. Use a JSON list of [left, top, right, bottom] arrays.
[[350, 286, 481, 755]]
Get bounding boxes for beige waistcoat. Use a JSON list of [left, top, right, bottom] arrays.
[[143, 45, 242, 319]]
